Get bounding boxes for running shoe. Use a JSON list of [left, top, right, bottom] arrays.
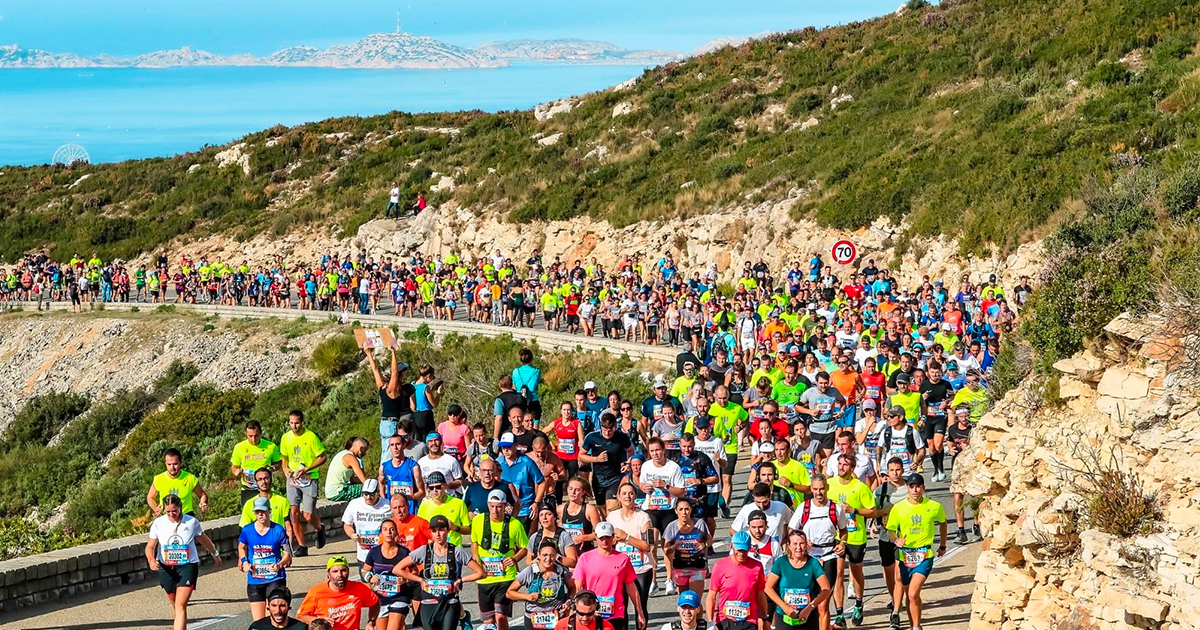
[[889, 612, 901, 629], [957, 529, 968, 545], [316, 528, 326, 549], [294, 545, 308, 558], [665, 581, 677, 595], [649, 580, 660, 597], [832, 613, 846, 629], [851, 604, 864, 626]]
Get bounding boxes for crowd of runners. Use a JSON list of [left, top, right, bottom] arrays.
[[137, 247, 1023, 630]]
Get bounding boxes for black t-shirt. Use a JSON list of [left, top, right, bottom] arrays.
[[675, 451, 716, 501], [496, 390, 526, 435], [513, 429, 547, 455], [947, 422, 973, 453], [249, 617, 308, 630], [583, 430, 632, 486], [380, 383, 415, 418], [886, 369, 916, 390], [920, 379, 954, 417]]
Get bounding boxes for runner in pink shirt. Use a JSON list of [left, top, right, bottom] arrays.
[[707, 530, 767, 630], [572, 522, 647, 630]]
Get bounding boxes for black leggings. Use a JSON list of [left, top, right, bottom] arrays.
[[419, 601, 461, 630], [621, 571, 653, 628]]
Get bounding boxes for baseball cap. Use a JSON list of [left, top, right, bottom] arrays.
[[653, 375, 669, 389], [488, 489, 508, 504], [731, 530, 752, 551], [395, 362, 411, 373], [538, 500, 557, 515], [747, 509, 767, 523], [678, 591, 700, 608], [362, 479, 381, 495], [327, 555, 350, 570], [595, 522, 615, 538], [905, 473, 926, 486], [895, 372, 910, 384], [447, 403, 464, 416], [498, 432, 516, 447], [694, 415, 712, 429], [947, 361, 959, 371], [429, 515, 450, 530], [267, 587, 292, 603], [889, 405, 906, 417], [426, 432, 443, 444], [426, 471, 447, 486], [862, 399, 877, 411], [252, 497, 271, 512], [683, 361, 696, 369], [584, 380, 597, 390]]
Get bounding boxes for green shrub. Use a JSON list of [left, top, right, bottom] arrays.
[[1085, 61, 1133, 87], [58, 389, 156, 462], [0, 518, 87, 561], [112, 386, 256, 472], [1162, 159, 1200, 220], [1, 392, 89, 448], [1083, 468, 1162, 537], [311, 333, 362, 378], [787, 93, 822, 117], [153, 360, 200, 397]]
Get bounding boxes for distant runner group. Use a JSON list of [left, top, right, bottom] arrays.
[[136, 245, 1017, 630]]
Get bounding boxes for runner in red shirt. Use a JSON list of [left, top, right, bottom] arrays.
[[550, 401, 585, 488]]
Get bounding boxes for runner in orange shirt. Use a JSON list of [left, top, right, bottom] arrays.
[[389, 493, 432, 552], [297, 556, 380, 630]]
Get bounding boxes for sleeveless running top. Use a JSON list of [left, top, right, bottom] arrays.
[[560, 503, 594, 552], [554, 418, 581, 461]]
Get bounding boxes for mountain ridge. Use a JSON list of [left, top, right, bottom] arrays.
[[0, 34, 683, 69]]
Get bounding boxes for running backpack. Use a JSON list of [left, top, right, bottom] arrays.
[[800, 499, 839, 527], [881, 424, 919, 455], [422, 543, 461, 583], [478, 517, 513, 554]]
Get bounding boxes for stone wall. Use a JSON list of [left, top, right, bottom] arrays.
[[0, 502, 346, 613], [960, 314, 1200, 630]]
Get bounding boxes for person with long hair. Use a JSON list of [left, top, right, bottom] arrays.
[[764, 530, 832, 630], [395, 515, 485, 630], [559, 477, 602, 554], [605, 483, 654, 627], [145, 494, 221, 630], [362, 520, 412, 630]]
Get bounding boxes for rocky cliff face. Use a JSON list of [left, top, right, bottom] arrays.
[[0, 313, 325, 433], [960, 314, 1200, 630]]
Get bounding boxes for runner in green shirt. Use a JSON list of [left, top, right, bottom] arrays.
[[231, 420, 282, 503], [471, 490, 529, 630]]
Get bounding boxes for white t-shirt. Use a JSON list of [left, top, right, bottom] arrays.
[[607, 509, 653, 574], [639, 459, 684, 512], [787, 500, 847, 559], [731, 501, 793, 542], [746, 535, 782, 574], [854, 348, 879, 369], [149, 514, 204, 566], [693, 435, 727, 493], [823, 452, 876, 485], [342, 497, 395, 562], [419, 454, 464, 494], [873, 422, 927, 475], [390, 186, 400, 203]]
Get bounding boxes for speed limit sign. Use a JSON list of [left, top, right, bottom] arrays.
[[832, 240, 857, 265]]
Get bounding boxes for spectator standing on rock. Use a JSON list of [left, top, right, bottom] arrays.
[[386, 182, 401, 219], [148, 448, 208, 518], [411, 365, 443, 441], [368, 346, 413, 443], [412, 192, 427, 217]]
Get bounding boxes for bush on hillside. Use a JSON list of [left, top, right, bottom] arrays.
[[57, 389, 155, 462], [0, 518, 86, 562], [112, 386, 256, 472], [0, 392, 89, 449], [153, 360, 200, 396], [311, 333, 362, 378]]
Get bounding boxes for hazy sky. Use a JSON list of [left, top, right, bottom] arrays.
[[0, 1, 902, 56]]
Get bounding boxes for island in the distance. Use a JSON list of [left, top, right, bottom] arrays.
[[0, 32, 694, 70]]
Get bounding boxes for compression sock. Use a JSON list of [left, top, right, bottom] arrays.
[[933, 451, 945, 474]]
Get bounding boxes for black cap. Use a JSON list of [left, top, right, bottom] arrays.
[[267, 587, 292, 603], [429, 515, 450, 530], [889, 405, 906, 417], [895, 372, 910, 384], [747, 509, 768, 523], [905, 473, 925, 487], [447, 404, 465, 416]]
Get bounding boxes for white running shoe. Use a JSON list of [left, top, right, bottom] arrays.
[[665, 582, 678, 595], [649, 580, 660, 597]]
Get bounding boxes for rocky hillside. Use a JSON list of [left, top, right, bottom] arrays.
[[959, 310, 1200, 629], [4, 0, 1199, 269], [0, 311, 327, 433]]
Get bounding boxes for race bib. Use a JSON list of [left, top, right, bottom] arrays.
[[783, 588, 810, 608], [648, 492, 672, 510], [378, 574, 401, 596], [242, 469, 258, 487], [163, 544, 189, 566], [358, 531, 379, 549], [902, 546, 931, 568], [927, 401, 943, 415], [847, 518, 858, 533], [482, 557, 507, 577], [558, 438, 576, 455], [597, 595, 615, 618], [445, 445, 460, 456], [866, 386, 881, 400], [390, 481, 414, 497], [530, 611, 558, 629], [426, 578, 452, 596], [293, 475, 312, 488], [616, 542, 644, 569], [250, 555, 278, 581], [722, 600, 751, 621]]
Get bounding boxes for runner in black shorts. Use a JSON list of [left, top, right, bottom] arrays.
[[580, 414, 632, 513]]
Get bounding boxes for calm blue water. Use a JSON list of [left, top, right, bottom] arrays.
[[0, 65, 644, 167]]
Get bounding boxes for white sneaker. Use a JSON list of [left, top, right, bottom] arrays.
[[649, 580, 659, 596], [665, 582, 678, 595]]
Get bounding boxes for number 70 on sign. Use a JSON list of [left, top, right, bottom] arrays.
[[832, 240, 857, 265]]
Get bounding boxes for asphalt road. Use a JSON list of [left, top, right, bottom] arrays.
[[3, 460, 979, 630]]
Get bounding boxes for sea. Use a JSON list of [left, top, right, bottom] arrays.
[[0, 64, 646, 167]]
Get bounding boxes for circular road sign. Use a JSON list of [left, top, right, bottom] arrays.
[[832, 240, 857, 265]]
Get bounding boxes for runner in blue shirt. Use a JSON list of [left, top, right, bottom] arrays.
[[238, 497, 293, 622]]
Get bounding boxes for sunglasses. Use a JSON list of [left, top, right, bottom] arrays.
[[575, 610, 597, 618], [428, 484, 445, 490], [620, 406, 632, 411]]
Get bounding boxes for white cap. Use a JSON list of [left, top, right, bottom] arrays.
[[653, 375, 669, 389], [498, 432, 516, 447], [584, 381, 597, 391], [488, 489, 508, 504]]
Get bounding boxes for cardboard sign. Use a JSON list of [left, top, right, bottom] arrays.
[[354, 327, 396, 350]]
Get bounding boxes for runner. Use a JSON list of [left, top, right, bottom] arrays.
[[416, 472, 472, 546], [706, 386, 746, 518], [239, 497, 292, 621], [465, 458, 520, 517], [659, 590, 705, 630], [732, 483, 793, 542], [394, 515, 485, 630], [548, 401, 586, 494], [144, 494, 221, 630], [297, 556, 381, 630], [508, 538, 576, 630], [247, 588, 306, 630], [531, 500, 582, 568], [147, 448, 208, 518], [742, 509, 784, 574], [239, 468, 294, 542], [389, 490, 433, 552], [572, 521, 648, 630], [381, 434, 426, 513], [580, 414, 634, 513], [795, 373, 847, 457], [362, 519, 413, 630], [344, 479, 395, 563], [688, 416, 727, 536], [280, 410, 327, 556], [498, 431, 547, 531], [661, 499, 710, 597], [231, 420, 282, 504], [873, 406, 926, 476], [559, 476, 602, 555], [825, 453, 877, 628], [885, 474, 948, 630], [786, 474, 847, 612], [637, 437, 685, 594], [472, 489, 531, 630], [437, 404, 472, 463], [872, 458, 910, 615], [707, 530, 767, 630], [419, 432, 465, 495], [552, 590, 617, 630], [946, 405, 978, 543], [919, 362, 953, 482], [764, 530, 831, 630], [822, 431, 876, 487]]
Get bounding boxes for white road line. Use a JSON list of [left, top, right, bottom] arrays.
[[191, 614, 236, 629], [935, 544, 969, 566]]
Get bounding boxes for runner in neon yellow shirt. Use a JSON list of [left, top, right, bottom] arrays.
[[231, 420, 282, 502], [826, 452, 877, 626], [884, 474, 947, 630], [147, 448, 207, 516]]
